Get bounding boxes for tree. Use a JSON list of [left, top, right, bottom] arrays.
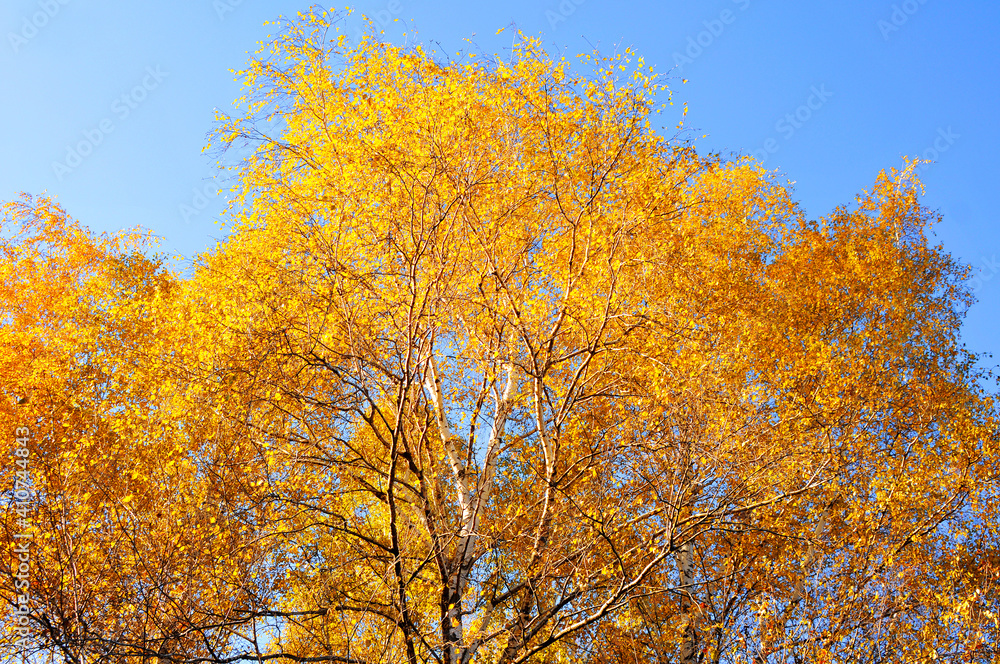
[[0, 195, 279, 664], [3, 8, 999, 663]]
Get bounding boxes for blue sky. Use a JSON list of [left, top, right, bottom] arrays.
[[2, 0, 998, 370]]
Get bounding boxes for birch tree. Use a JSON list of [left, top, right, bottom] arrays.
[[2, 7, 999, 664]]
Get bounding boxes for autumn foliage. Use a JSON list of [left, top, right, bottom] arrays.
[[2, 8, 999, 663]]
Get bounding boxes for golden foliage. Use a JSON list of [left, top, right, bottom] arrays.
[[2, 9, 998, 664]]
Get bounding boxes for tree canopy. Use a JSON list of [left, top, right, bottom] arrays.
[[2, 8, 999, 663]]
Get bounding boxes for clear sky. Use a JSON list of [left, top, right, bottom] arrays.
[[2, 0, 998, 370]]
